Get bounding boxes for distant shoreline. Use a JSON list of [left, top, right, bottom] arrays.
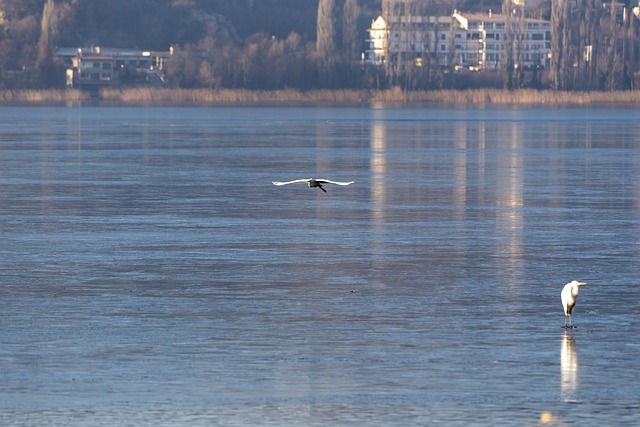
[[2, 87, 640, 106]]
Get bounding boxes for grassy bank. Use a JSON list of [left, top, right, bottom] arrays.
[[3, 87, 640, 105]]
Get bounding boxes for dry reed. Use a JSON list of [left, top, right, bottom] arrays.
[[98, 87, 372, 104], [0, 89, 88, 103], [3, 87, 640, 105], [101, 87, 640, 105]]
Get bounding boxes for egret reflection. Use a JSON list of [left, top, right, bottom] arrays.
[[560, 332, 578, 402], [529, 411, 568, 426]]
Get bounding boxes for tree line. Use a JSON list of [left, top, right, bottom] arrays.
[[0, 0, 639, 91], [550, 0, 640, 90], [373, 0, 640, 91]]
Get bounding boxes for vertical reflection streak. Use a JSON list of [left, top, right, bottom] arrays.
[[560, 332, 578, 402], [495, 123, 524, 284], [452, 126, 467, 222], [371, 120, 387, 225], [477, 121, 486, 203], [369, 111, 388, 287]]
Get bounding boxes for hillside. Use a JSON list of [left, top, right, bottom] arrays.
[[0, 1, 515, 52], [0, 0, 549, 90]]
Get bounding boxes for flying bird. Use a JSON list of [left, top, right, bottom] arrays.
[[561, 280, 586, 328], [272, 178, 354, 193]]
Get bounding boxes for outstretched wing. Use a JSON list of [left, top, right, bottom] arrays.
[[272, 179, 311, 186], [315, 179, 354, 186]]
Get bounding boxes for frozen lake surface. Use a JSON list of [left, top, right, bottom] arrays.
[[1, 105, 640, 426]]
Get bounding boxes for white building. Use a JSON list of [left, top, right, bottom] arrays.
[[56, 46, 171, 89], [453, 11, 550, 70], [365, 11, 551, 71], [366, 14, 453, 67]]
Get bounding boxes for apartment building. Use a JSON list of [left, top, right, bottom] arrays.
[[366, 14, 454, 67], [366, 10, 551, 71]]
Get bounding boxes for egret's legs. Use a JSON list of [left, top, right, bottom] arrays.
[[564, 315, 573, 329]]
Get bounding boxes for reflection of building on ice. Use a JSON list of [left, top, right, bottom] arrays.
[[560, 333, 578, 402]]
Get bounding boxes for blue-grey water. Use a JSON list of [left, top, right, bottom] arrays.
[[1, 105, 640, 426]]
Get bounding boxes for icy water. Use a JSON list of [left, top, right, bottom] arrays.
[[1, 105, 640, 426]]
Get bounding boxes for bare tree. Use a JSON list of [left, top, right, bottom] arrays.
[[514, 2, 525, 88], [37, 0, 71, 87], [576, 0, 599, 89], [604, 0, 619, 90], [381, 0, 414, 88], [342, 0, 361, 85], [343, 0, 360, 61], [317, 0, 341, 68], [502, 0, 514, 88], [381, 0, 397, 86], [626, 3, 638, 89], [550, 0, 577, 89], [166, 44, 200, 88]]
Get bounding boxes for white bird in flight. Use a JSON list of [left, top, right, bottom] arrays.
[[561, 280, 586, 328], [272, 178, 354, 193]]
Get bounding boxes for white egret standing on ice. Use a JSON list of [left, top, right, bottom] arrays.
[[561, 281, 586, 328], [272, 178, 354, 193]]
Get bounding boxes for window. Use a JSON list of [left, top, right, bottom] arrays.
[[441, 33, 446, 40], [441, 44, 446, 51]]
